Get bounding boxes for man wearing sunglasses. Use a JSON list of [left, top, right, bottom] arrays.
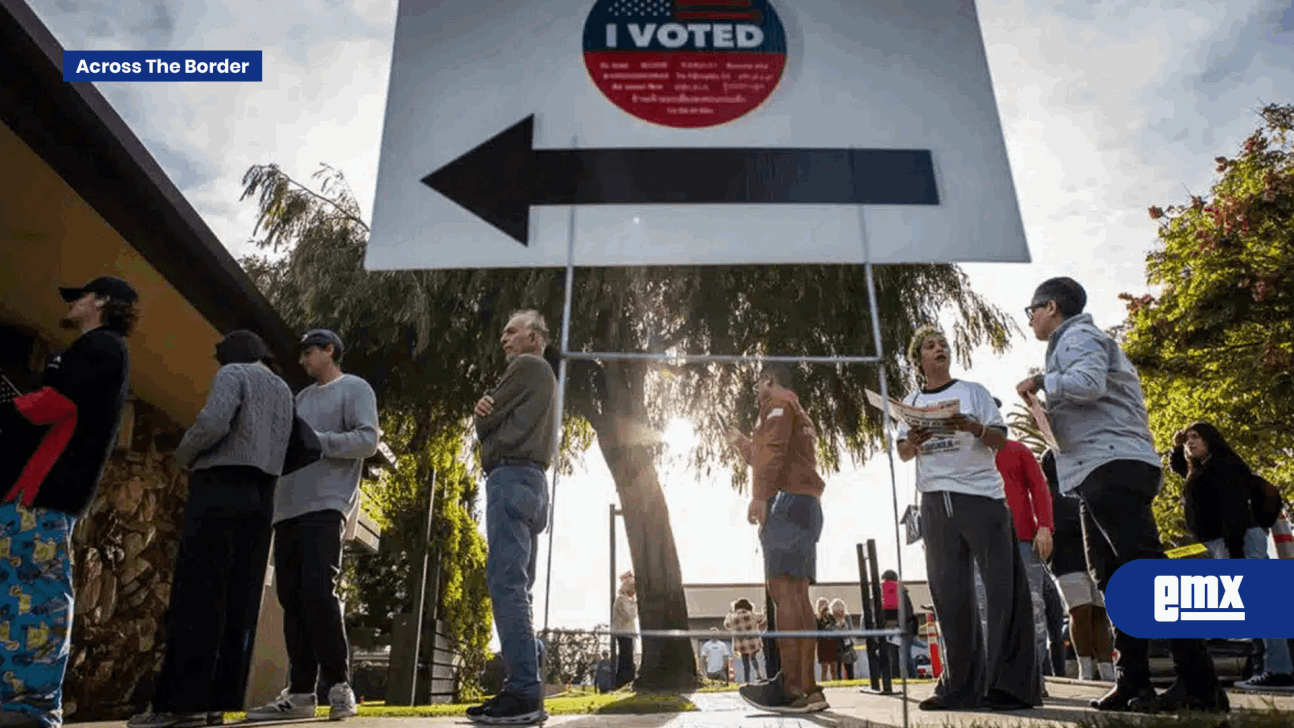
[[1016, 277, 1226, 714]]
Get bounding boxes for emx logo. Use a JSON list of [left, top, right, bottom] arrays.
[[1107, 559, 1294, 638], [1154, 575, 1244, 622]]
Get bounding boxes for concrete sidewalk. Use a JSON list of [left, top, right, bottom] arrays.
[[73, 679, 1294, 728]]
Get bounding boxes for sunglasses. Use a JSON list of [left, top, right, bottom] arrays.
[[1024, 301, 1051, 319]]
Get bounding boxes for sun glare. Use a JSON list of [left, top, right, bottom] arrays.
[[661, 417, 696, 453]]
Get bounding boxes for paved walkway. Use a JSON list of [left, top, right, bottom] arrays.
[[74, 679, 1294, 728]]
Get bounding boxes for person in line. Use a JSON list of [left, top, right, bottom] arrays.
[[611, 571, 637, 688], [1017, 277, 1225, 713], [829, 599, 856, 680], [464, 311, 558, 726], [129, 331, 294, 728], [994, 429, 1054, 696], [246, 330, 378, 721], [700, 629, 732, 683], [593, 651, 614, 694], [1171, 422, 1294, 691], [723, 598, 766, 683], [1040, 568, 1068, 677], [0, 277, 137, 728], [814, 597, 838, 682], [1040, 449, 1115, 682], [898, 326, 1039, 712], [725, 363, 828, 713], [880, 570, 919, 679]]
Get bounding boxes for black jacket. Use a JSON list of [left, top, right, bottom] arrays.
[[1, 328, 130, 517], [1172, 445, 1257, 559]]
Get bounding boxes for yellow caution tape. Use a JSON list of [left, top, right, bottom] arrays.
[[1166, 543, 1208, 559]]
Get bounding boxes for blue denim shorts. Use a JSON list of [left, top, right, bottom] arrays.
[[760, 492, 823, 582]]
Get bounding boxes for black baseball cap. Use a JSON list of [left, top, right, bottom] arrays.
[[299, 329, 343, 353], [59, 276, 138, 303]]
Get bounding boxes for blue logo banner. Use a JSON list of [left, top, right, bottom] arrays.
[[1106, 558, 1294, 638], [63, 51, 262, 82]]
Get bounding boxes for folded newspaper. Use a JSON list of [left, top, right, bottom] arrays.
[[865, 389, 960, 433]]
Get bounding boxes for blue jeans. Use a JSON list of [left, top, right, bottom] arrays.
[[486, 465, 550, 700], [1207, 527, 1293, 675]]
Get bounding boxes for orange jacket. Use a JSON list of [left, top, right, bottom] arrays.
[[752, 389, 825, 502]]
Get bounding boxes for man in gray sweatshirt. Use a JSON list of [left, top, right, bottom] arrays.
[[1016, 278, 1224, 714], [466, 310, 558, 726], [247, 329, 379, 722]]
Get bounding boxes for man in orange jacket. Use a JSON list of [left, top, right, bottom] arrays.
[[726, 362, 826, 714]]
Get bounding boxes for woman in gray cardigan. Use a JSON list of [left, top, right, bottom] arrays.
[[130, 331, 294, 728]]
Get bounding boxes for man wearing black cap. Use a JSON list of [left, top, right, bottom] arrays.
[[0, 276, 137, 728], [1016, 277, 1226, 714], [246, 329, 377, 722], [724, 362, 828, 714]]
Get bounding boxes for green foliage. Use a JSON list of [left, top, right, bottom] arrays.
[[1124, 103, 1294, 544], [339, 419, 491, 701]]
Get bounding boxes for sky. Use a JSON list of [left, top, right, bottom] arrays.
[[24, 0, 1294, 642]]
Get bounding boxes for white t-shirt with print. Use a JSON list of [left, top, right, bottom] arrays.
[[701, 639, 730, 673], [896, 379, 1006, 498]]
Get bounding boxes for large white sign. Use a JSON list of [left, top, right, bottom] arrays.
[[366, 0, 1029, 270]]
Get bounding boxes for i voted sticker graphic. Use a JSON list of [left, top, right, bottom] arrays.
[[582, 0, 788, 129], [1105, 559, 1294, 638]]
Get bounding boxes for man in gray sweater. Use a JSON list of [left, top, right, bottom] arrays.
[[466, 310, 558, 726], [247, 329, 379, 722]]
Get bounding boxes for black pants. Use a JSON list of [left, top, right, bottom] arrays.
[[615, 635, 635, 687], [154, 466, 276, 712], [922, 491, 1040, 708], [274, 510, 350, 693], [1077, 460, 1217, 691]]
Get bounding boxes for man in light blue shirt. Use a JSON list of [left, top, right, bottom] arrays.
[[1016, 277, 1225, 715]]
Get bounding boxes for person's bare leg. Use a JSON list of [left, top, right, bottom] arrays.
[[1091, 606, 1114, 661], [768, 579, 801, 694], [1070, 604, 1094, 658]]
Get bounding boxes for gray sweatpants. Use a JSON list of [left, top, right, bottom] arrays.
[[922, 490, 1041, 708]]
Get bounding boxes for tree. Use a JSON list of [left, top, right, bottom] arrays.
[[1124, 103, 1294, 544], [238, 163, 1016, 690], [238, 165, 494, 696]]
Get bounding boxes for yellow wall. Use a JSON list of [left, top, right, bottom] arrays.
[[1, 119, 221, 424]]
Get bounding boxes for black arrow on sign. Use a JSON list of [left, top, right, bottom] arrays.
[[421, 115, 939, 246]]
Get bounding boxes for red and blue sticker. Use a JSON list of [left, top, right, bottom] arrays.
[[582, 0, 788, 129]]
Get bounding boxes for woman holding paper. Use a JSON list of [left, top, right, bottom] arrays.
[[896, 326, 1040, 712]]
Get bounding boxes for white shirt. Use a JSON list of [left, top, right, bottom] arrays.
[[701, 639, 730, 673], [897, 379, 1005, 498]]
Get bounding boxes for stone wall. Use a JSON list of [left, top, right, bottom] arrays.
[[63, 397, 190, 720]]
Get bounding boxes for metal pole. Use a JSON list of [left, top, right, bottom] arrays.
[[542, 145, 579, 634], [609, 504, 617, 669], [858, 163, 910, 726], [867, 539, 893, 694], [410, 468, 437, 706], [857, 543, 881, 692]]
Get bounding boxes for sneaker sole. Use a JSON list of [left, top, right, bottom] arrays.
[[243, 713, 318, 723], [739, 692, 792, 713], [465, 710, 547, 725]]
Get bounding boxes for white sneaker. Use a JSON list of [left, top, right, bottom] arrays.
[[327, 683, 358, 720], [245, 689, 317, 721]]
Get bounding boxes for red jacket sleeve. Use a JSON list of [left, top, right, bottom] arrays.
[[8, 387, 79, 506], [1021, 445, 1053, 531]]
